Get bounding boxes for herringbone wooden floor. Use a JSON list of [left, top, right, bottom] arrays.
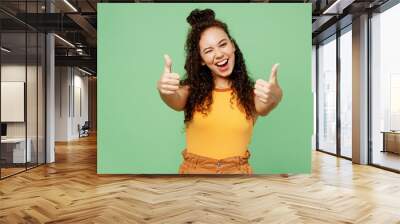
[[1, 135, 400, 224]]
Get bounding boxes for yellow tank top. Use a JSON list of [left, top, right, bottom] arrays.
[[186, 88, 254, 159]]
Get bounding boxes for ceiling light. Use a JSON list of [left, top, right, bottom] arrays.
[[322, 0, 355, 15], [78, 67, 93, 76], [63, 0, 78, 12], [54, 34, 75, 48], [1, 47, 11, 53]]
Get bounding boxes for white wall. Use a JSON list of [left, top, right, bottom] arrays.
[[55, 67, 70, 141], [1, 66, 26, 135], [70, 73, 89, 138], [55, 67, 89, 141], [1, 82, 25, 122], [1, 64, 26, 81]]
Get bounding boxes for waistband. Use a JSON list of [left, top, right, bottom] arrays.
[[181, 149, 251, 166]]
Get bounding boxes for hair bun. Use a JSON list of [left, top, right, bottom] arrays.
[[187, 9, 215, 26]]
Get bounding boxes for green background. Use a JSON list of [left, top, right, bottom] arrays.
[[98, 3, 312, 174]]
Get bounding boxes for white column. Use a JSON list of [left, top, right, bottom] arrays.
[[46, 1, 55, 163], [46, 33, 55, 163], [352, 14, 369, 164]]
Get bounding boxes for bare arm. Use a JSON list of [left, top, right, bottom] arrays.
[[158, 85, 190, 111], [253, 64, 283, 116], [157, 54, 190, 111], [254, 95, 279, 116]]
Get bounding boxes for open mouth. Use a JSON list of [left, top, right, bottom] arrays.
[[215, 59, 229, 67]]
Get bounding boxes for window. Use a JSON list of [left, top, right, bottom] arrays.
[[339, 27, 352, 158], [317, 35, 337, 154], [371, 3, 400, 171]]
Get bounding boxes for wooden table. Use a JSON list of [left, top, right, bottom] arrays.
[[381, 131, 400, 154]]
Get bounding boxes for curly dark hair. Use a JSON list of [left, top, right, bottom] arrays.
[[182, 8, 255, 124]]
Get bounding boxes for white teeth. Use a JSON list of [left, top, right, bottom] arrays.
[[216, 59, 228, 66]]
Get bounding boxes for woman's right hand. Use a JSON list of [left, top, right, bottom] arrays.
[[157, 54, 180, 95]]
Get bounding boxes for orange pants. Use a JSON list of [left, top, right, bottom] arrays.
[[178, 149, 253, 174]]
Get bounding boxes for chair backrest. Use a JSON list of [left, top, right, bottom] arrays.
[[82, 121, 90, 129]]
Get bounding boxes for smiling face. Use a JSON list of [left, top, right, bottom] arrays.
[[199, 26, 236, 79]]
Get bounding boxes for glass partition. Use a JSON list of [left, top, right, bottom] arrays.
[[1, 30, 28, 177], [0, 1, 46, 179]]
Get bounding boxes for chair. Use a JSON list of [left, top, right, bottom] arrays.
[[78, 121, 90, 138]]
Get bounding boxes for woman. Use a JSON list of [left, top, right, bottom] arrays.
[[157, 9, 282, 174]]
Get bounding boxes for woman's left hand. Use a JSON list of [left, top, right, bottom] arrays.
[[254, 64, 283, 115]]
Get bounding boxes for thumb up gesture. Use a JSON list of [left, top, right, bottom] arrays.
[[254, 64, 282, 107], [157, 54, 180, 95]]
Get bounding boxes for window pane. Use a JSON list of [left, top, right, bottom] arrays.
[[318, 36, 337, 154], [371, 4, 400, 171], [340, 29, 352, 158]]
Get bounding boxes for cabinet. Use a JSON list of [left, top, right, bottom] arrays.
[[0, 138, 32, 164]]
